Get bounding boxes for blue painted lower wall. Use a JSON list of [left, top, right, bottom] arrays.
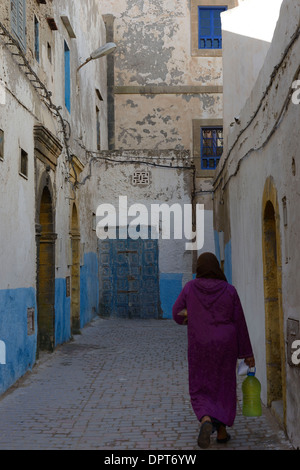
[[0, 288, 37, 396], [80, 252, 99, 328], [54, 252, 99, 343], [55, 278, 71, 346], [55, 252, 99, 343], [0, 251, 99, 396], [160, 273, 184, 319]]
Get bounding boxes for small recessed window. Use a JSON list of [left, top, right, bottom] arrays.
[[201, 127, 223, 170], [0, 129, 4, 160], [20, 148, 28, 178], [96, 106, 101, 151], [47, 42, 52, 63]]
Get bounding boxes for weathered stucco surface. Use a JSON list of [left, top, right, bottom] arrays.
[[101, 0, 223, 152], [116, 93, 223, 150], [83, 148, 196, 319], [103, 0, 222, 87], [97, 0, 223, 315], [0, 0, 108, 393]]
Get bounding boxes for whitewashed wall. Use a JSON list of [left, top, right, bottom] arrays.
[[0, 0, 108, 394], [217, 0, 300, 447]]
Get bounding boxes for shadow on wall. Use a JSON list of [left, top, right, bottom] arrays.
[[214, 231, 232, 285]]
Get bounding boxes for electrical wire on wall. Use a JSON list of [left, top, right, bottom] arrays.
[[0, 19, 205, 225], [221, 62, 300, 194], [214, 25, 300, 193], [74, 145, 198, 241], [0, 21, 78, 199]]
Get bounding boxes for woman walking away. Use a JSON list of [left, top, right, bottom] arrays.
[[172, 252, 255, 449]]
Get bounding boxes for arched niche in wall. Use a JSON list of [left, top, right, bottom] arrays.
[[34, 125, 62, 353], [262, 175, 286, 428]]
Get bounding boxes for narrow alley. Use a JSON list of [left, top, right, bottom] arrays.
[[0, 317, 293, 451], [1, 0, 300, 455]]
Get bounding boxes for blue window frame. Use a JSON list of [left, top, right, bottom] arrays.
[[11, 0, 26, 51], [198, 6, 227, 49], [201, 127, 223, 170], [64, 41, 71, 113]]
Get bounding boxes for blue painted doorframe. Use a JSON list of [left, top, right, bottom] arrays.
[[98, 231, 160, 319]]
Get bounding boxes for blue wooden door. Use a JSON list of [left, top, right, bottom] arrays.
[[98, 233, 160, 318]]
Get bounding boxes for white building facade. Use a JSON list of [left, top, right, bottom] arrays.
[[0, 0, 108, 394], [214, 0, 300, 447]]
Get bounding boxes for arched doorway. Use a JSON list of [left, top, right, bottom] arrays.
[[70, 203, 80, 334], [262, 178, 286, 426], [37, 187, 55, 352]]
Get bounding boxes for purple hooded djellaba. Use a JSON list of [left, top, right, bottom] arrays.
[[172, 265, 253, 428]]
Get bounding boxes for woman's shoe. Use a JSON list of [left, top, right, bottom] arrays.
[[217, 433, 231, 444], [197, 421, 213, 449]]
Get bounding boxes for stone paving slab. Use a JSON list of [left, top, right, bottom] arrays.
[[0, 317, 294, 451]]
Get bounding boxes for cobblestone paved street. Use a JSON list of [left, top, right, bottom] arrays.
[[0, 317, 294, 451]]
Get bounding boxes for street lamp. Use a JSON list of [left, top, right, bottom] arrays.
[[77, 42, 117, 71]]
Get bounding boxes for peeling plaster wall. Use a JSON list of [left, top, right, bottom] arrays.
[[101, 0, 223, 152], [108, 0, 222, 88], [100, 0, 221, 285], [116, 93, 223, 150]]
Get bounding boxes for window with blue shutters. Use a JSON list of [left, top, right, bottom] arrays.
[[11, 0, 26, 51], [34, 15, 39, 62], [198, 6, 227, 49], [64, 41, 71, 113], [201, 128, 223, 170]]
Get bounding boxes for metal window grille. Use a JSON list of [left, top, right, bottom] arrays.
[[201, 128, 223, 170], [198, 7, 227, 50], [132, 171, 150, 186]]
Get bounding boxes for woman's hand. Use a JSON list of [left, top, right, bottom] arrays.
[[178, 309, 188, 325], [244, 356, 255, 368]]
